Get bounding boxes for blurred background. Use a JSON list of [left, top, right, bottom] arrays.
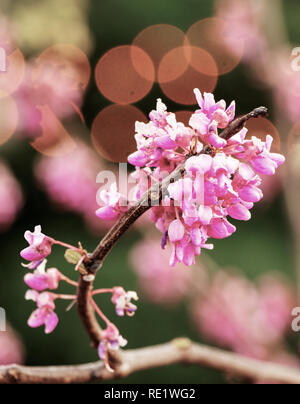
[[0, 0, 300, 384]]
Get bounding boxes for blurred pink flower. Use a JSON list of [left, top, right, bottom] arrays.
[[0, 161, 23, 231], [130, 237, 192, 304], [0, 325, 24, 365], [35, 142, 108, 232], [15, 61, 83, 138], [269, 53, 300, 124], [192, 271, 294, 360], [215, 0, 266, 61]]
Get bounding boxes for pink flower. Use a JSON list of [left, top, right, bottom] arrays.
[[24, 260, 62, 291], [111, 287, 139, 317], [25, 290, 59, 334], [189, 89, 235, 148], [20, 225, 53, 269], [97, 324, 127, 362], [35, 142, 109, 233], [96, 183, 128, 221]]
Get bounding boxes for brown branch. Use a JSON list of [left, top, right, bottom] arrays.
[[76, 277, 103, 347], [76, 107, 269, 350], [220, 106, 268, 140], [1, 338, 300, 384]]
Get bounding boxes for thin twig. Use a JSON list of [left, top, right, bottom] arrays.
[[0, 338, 299, 384]]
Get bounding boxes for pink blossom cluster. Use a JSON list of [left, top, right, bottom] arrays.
[[0, 161, 23, 231], [192, 271, 295, 360], [97, 89, 285, 267], [20, 225, 138, 368]]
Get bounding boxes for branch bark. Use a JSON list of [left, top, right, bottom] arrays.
[[1, 339, 300, 384]]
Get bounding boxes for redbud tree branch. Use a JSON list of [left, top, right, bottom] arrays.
[[1, 338, 300, 384], [77, 106, 269, 348]]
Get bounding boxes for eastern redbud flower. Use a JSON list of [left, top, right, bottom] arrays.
[[24, 260, 62, 292], [96, 183, 128, 221], [111, 287, 139, 317], [25, 290, 59, 334], [97, 324, 127, 363], [97, 89, 285, 267], [20, 225, 54, 269]]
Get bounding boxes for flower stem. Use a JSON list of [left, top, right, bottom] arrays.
[[90, 298, 112, 326], [92, 288, 113, 296]]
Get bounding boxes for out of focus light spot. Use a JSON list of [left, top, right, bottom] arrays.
[[159, 47, 218, 105], [31, 105, 77, 157], [186, 18, 244, 76], [91, 104, 147, 162], [245, 117, 281, 152], [32, 44, 91, 95], [95, 46, 154, 105], [0, 49, 25, 98], [157, 47, 189, 84], [175, 110, 192, 126], [0, 95, 18, 145], [133, 24, 186, 80]]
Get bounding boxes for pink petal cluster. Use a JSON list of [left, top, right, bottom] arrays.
[[192, 272, 294, 360], [0, 161, 23, 231], [130, 237, 192, 304], [24, 260, 62, 291], [111, 287, 138, 317], [97, 324, 127, 362], [97, 89, 285, 267], [25, 290, 59, 334], [20, 225, 53, 269], [0, 324, 24, 365], [96, 183, 128, 221]]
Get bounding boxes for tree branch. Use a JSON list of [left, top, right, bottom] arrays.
[[0, 338, 299, 384]]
